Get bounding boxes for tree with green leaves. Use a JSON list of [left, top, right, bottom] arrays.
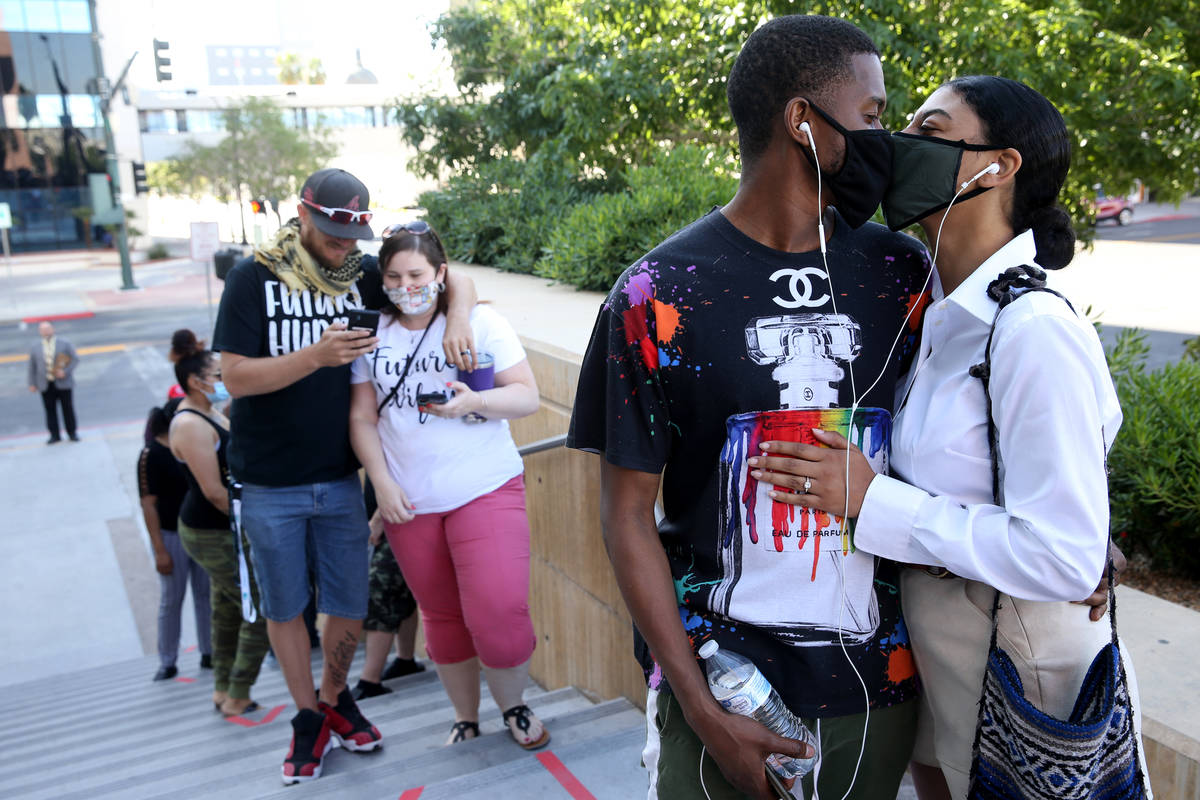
[[396, 0, 1199, 266], [275, 52, 327, 86], [148, 96, 338, 227]]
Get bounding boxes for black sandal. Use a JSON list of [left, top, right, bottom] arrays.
[[502, 705, 550, 750], [446, 720, 480, 745]]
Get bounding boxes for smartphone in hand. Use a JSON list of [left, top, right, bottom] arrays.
[[346, 309, 381, 336], [416, 391, 449, 406]]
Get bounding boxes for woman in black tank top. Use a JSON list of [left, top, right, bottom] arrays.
[[168, 329, 269, 718], [175, 407, 230, 530]]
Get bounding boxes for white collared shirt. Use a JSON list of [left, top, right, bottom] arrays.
[[855, 230, 1122, 601]]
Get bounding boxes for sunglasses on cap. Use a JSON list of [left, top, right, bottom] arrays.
[[301, 198, 373, 226]]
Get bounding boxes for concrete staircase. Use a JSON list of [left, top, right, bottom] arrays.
[[0, 649, 647, 799]]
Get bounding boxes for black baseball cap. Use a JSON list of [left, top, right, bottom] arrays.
[[299, 168, 375, 240]]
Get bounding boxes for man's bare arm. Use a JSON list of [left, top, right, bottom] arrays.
[[442, 270, 478, 371], [222, 323, 377, 398], [600, 462, 807, 799]]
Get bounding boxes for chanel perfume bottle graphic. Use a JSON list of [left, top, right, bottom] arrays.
[[746, 313, 862, 409], [712, 313, 889, 646]]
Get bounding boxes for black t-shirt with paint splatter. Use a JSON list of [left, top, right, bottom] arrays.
[[568, 208, 928, 718]]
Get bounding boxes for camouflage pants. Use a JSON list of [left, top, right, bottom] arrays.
[[364, 537, 417, 632], [177, 521, 269, 699]]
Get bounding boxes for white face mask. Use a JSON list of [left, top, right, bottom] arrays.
[[386, 281, 443, 315]]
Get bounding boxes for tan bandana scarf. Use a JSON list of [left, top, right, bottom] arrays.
[[254, 218, 364, 298]]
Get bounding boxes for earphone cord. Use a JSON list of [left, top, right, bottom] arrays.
[[806, 126, 866, 800], [866, 172, 986, 419]]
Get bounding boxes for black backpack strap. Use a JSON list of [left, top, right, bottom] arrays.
[[966, 264, 1117, 641], [966, 264, 1074, 502]]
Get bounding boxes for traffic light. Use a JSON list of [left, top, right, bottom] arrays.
[[131, 161, 149, 195], [249, 199, 266, 215], [153, 39, 171, 82]]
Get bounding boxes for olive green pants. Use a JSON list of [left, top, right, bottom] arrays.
[[647, 690, 917, 800], [177, 521, 269, 699]]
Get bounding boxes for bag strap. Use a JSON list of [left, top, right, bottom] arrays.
[[376, 312, 439, 415], [966, 265, 1117, 646], [227, 481, 258, 624]]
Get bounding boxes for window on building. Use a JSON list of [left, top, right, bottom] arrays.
[[185, 109, 224, 133], [0, 0, 27, 29], [55, 0, 89, 32], [65, 93, 98, 127], [139, 109, 177, 134], [3, 0, 87, 32]]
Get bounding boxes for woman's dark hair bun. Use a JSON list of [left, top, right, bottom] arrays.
[[1026, 205, 1075, 270], [169, 329, 203, 363]]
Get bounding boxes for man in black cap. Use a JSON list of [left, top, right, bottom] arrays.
[[214, 168, 478, 784]]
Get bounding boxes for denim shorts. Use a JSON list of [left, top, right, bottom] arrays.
[[239, 474, 370, 622]]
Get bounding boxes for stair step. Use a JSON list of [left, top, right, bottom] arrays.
[[252, 697, 645, 800], [0, 647, 648, 799], [416, 704, 646, 799]]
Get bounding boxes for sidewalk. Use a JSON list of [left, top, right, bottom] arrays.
[[0, 419, 202, 686]]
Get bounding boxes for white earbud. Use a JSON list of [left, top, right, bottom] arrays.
[[961, 162, 1000, 190], [798, 121, 816, 152], [796, 120, 826, 255]]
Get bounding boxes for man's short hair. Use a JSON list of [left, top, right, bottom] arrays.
[[727, 15, 880, 165]]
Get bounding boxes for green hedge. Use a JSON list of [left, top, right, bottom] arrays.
[[1106, 329, 1200, 578], [418, 148, 611, 275], [418, 144, 735, 290], [537, 145, 738, 291]]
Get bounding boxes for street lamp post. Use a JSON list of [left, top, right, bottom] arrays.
[[86, 0, 136, 291]]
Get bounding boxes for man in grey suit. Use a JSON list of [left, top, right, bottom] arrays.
[[27, 321, 80, 443]]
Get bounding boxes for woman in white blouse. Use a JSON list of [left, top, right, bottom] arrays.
[[745, 76, 1147, 799]]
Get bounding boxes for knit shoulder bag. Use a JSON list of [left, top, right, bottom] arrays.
[[965, 264, 1146, 800]]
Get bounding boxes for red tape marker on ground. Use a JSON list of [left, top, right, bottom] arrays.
[[398, 788, 423, 800], [226, 704, 287, 728], [536, 750, 597, 800], [174, 677, 196, 683]]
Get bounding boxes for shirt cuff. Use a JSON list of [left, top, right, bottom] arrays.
[[854, 474, 928, 564]]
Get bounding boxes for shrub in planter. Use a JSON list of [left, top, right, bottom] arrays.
[[538, 145, 737, 291], [419, 149, 608, 273], [1106, 328, 1200, 578]]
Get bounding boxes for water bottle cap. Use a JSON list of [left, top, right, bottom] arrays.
[[697, 640, 719, 659]]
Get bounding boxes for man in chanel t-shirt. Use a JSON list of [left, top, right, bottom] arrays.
[[568, 16, 929, 800], [214, 168, 477, 784]]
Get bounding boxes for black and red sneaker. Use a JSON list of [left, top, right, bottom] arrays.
[[282, 708, 334, 785], [319, 687, 383, 752]]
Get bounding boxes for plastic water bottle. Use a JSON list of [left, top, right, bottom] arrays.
[[698, 640, 818, 780]]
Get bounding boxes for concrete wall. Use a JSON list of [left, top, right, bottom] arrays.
[[508, 337, 648, 708], [1144, 718, 1200, 799]]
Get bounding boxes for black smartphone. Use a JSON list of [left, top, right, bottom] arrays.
[[416, 391, 449, 405], [765, 767, 793, 799], [346, 308, 380, 335]]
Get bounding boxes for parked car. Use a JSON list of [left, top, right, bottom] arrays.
[[1095, 193, 1134, 226]]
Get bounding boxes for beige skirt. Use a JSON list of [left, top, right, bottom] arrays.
[[901, 569, 1151, 799]]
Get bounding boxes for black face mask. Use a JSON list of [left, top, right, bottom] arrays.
[[882, 133, 1002, 231], [800, 102, 894, 229]]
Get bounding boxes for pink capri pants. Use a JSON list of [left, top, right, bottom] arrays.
[[384, 475, 536, 668]]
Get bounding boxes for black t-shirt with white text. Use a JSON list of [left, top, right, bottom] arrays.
[[212, 255, 386, 487], [568, 208, 929, 718]]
